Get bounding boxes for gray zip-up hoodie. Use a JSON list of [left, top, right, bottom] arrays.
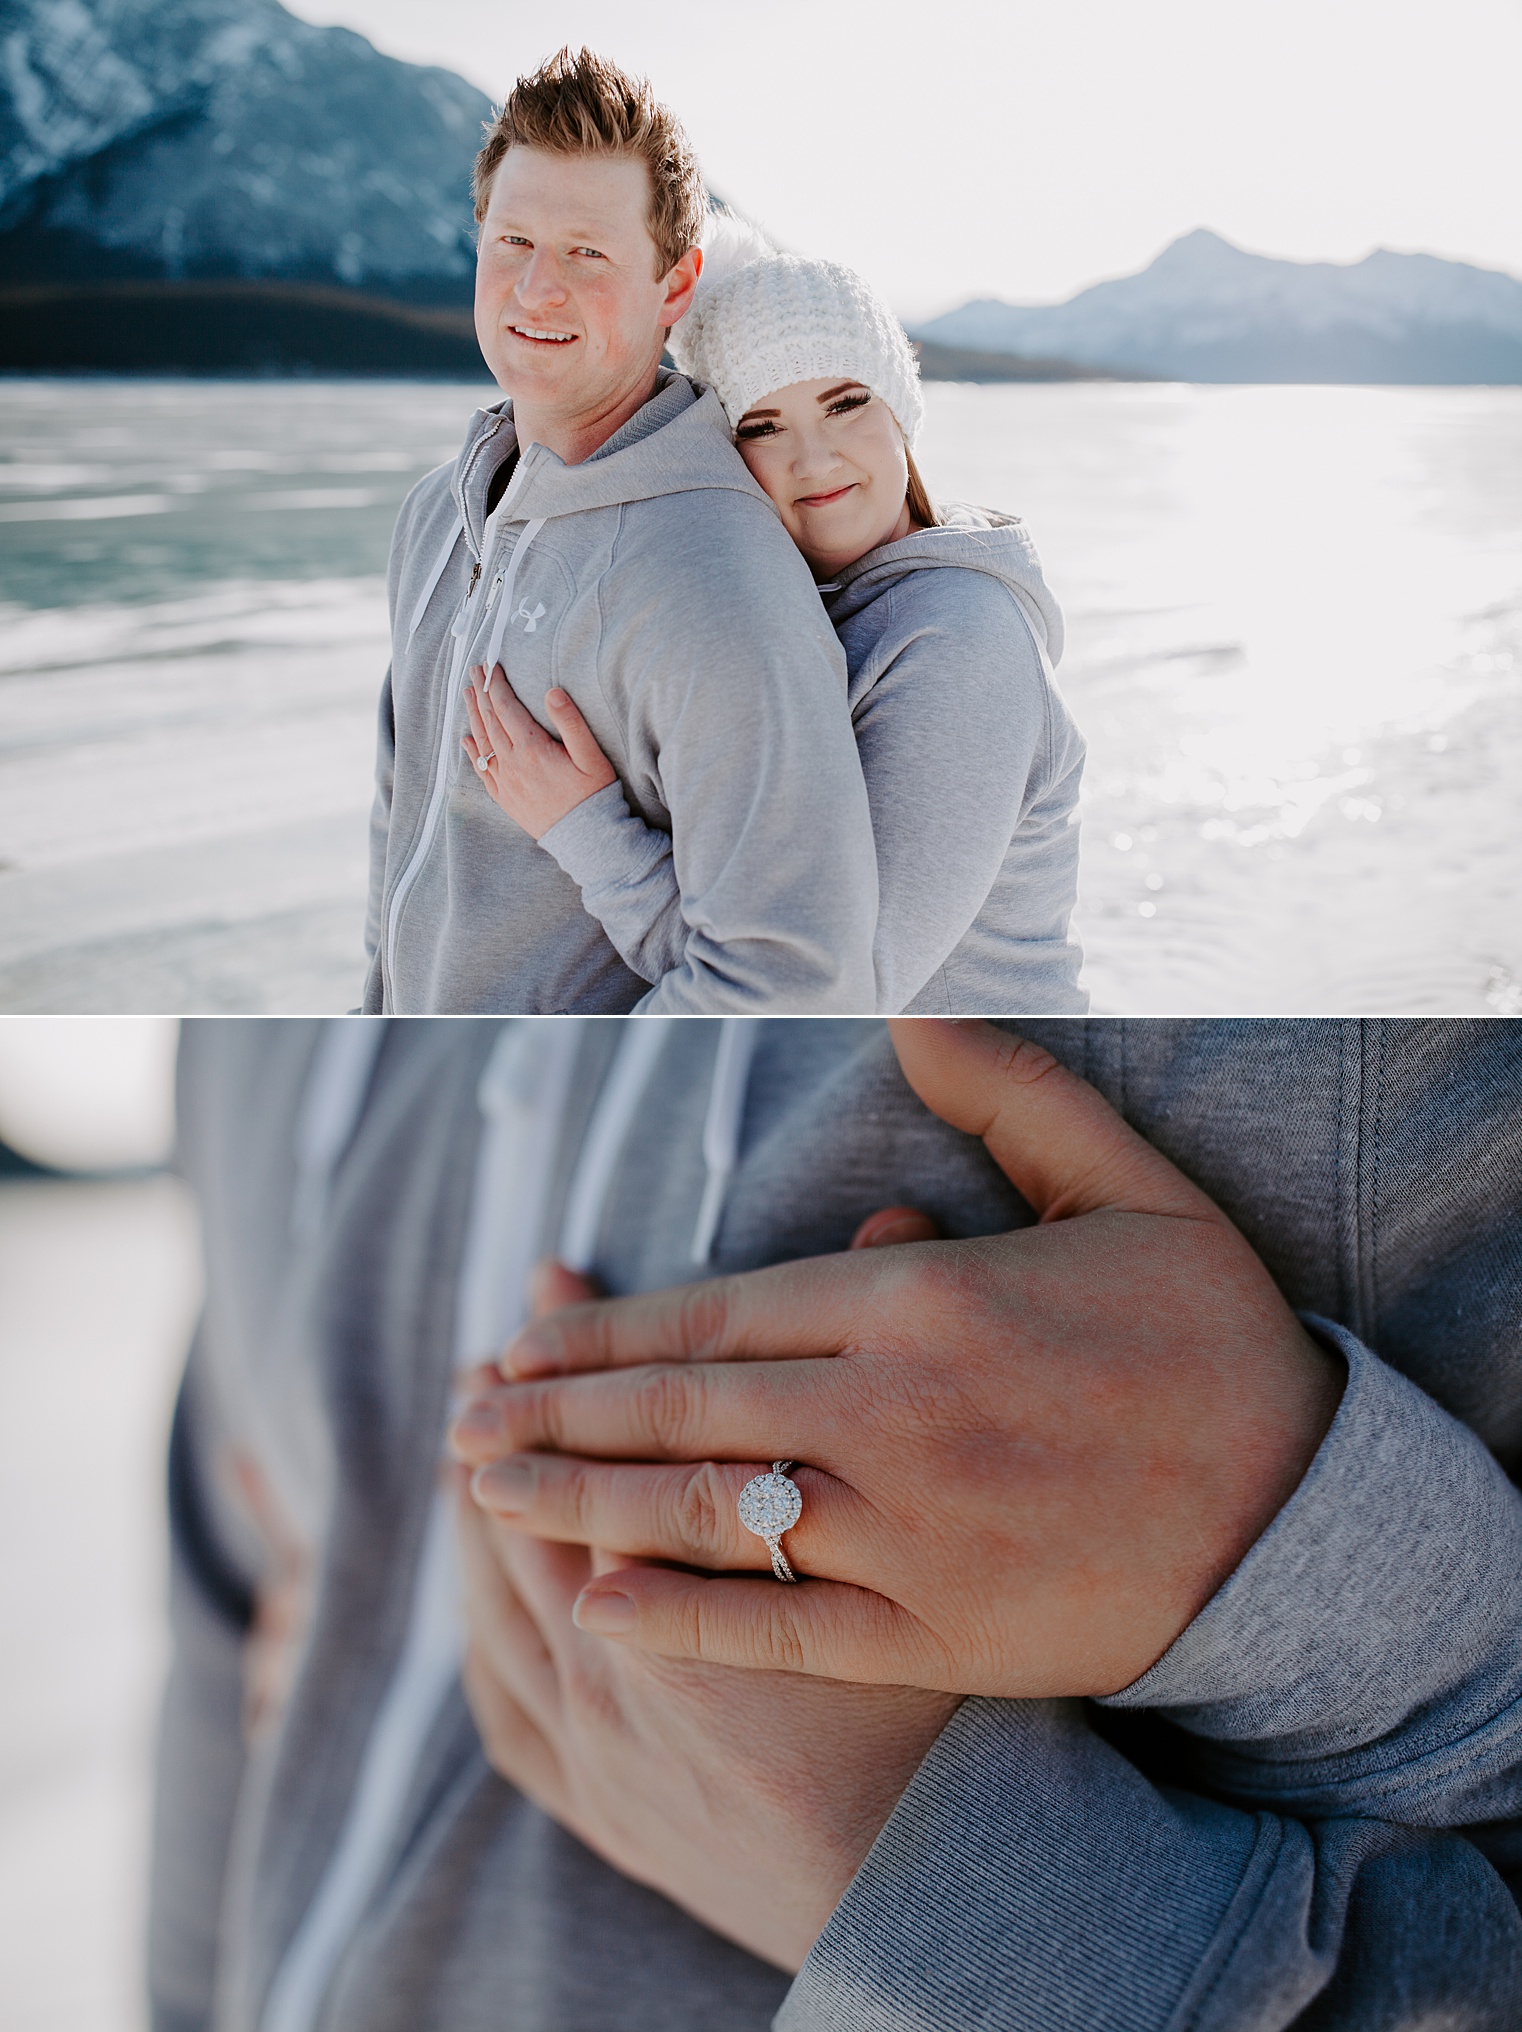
[[361, 374, 879, 1013], [151, 1018, 1522, 2032], [540, 505, 1086, 1013]]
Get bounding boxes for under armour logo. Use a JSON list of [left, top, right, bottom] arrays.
[[515, 600, 546, 633]]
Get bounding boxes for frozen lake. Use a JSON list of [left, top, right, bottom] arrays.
[[0, 376, 1517, 1013]]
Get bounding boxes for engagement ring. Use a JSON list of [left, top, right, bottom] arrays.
[[474, 753, 492, 773], [737, 1461, 802, 1582]]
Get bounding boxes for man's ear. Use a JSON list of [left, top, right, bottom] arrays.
[[661, 245, 703, 329]]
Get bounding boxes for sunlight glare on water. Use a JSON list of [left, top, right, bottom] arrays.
[[919, 382, 1522, 1011]]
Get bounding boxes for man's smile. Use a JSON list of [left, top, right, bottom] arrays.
[[508, 323, 579, 344]]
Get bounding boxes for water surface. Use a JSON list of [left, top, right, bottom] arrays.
[[1, 378, 1517, 1011]]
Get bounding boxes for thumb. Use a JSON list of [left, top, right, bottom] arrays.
[[887, 1019, 1219, 1224]]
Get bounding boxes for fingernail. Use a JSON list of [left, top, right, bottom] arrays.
[[472, 1456, 534, 1512], [500, 1328, 557, 1379], [453, 1399, 498, 1441], [546, 688, 568, 706], [573, 1589, 636, 1635]]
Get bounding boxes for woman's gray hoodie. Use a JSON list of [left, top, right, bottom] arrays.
[[540, 505, 1086, 1013], [361, 374, 879, 1013]]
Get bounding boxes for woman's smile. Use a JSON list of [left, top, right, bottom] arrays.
[[733, 377, 913, 574]]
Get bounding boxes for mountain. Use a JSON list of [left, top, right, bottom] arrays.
[[0, 0, 489, 294], [0, 0, 492, 369], [914, 230, 1522, 384]]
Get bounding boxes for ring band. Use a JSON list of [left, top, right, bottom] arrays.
[[737, 1460, 802, 1583]]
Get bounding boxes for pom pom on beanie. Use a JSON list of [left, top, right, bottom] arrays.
[[670, 211, 924, 448]]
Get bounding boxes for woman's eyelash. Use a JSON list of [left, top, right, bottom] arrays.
[[737, 394, 869, 442]]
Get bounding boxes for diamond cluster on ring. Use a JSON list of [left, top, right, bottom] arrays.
[[737, 1471, 802, 1538]]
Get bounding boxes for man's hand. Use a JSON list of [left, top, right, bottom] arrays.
[[463, 667, 616, 839], [453, 1261, 955, 1974], [452, 1021, 1344, 1700]]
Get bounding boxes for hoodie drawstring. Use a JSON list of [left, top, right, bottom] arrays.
[[691, 1019, 759, 1264], [291, 1013, 758, 1310], [407, 516, 462, 643], [558, 1020, 673, 1271], [559, 1017, 757, 1274], [290, 1020, 389, 1241], [456, 1021, 586, 1364], [382, 515, 546, 995]]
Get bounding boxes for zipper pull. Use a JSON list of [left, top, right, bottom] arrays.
[[451, 559, 484, 638]]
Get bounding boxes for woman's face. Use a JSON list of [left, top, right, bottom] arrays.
[[734, 378, 913, 577]]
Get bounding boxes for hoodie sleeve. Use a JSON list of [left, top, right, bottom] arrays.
[[545, 549, 1087, 1013], [604, 498, 880, 1015], [777, 1695, 1522, 2032], [537, 783, 688, 986], [853, 572, 1080, 1014], [1095, 1320, 1522, 1833], [779, 1336, 1522, 2031]]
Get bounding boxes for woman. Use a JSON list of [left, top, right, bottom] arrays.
[[462, 219, 1087, 1014]]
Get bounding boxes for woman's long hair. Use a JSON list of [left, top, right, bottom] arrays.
[[905, 444, 939, 529]]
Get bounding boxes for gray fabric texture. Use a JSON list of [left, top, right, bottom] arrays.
[[361, 374, 879, 1013], [150, 1018, 1522, 2032], [541, 505, 1087, 1014], [1101, 1316, 1522, 1824]]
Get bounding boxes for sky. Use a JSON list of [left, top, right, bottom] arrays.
[[284, 0, 1522, 322]]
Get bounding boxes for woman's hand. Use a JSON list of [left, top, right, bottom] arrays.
[[451, 1020, 1345, 1702], [463, 666, 616, 840], [454, 1264, 955, 1974]]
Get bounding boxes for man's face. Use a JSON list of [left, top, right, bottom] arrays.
[[475, 147, 693, 434]]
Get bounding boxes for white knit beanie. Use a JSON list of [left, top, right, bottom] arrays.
[[669, 211, 924, 448]]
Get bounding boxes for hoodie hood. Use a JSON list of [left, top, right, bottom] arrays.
[[447, 371, 779, 561], [823, 502, 1066, 667]]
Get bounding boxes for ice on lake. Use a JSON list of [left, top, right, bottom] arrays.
[[0, 376, 1518, 1013]]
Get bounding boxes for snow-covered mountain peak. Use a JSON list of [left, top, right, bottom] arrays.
[[0, 0, 493, 294]]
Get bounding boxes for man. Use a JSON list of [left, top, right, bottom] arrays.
[[361, 49, 878, 1013], [149, 1017, 1522, 2031]]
